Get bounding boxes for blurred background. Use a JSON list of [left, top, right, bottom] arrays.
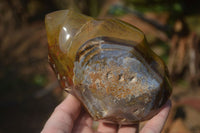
[[0, 0, 200, 132]]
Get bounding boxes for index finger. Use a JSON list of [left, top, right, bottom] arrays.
[[140, 100, 172, 133], [41, 94, 81, 133]]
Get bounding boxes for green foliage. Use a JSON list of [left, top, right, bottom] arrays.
[[33, 74, 47, 87], [108, 5, 127, 16], [151, 40, 170, 64], [177, 79, 190, 89], [89, 0, 99, 17], [186, 15, 200, 36], [173, 3, 182, 13], [124, 0, 183, 13]]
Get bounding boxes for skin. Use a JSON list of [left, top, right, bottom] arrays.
[[41, 94, 171, 133]]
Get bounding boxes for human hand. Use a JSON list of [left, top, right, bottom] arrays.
[[41, 94, 171, 133]]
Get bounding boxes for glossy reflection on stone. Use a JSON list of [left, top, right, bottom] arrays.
[[45, 9, 172, 124]]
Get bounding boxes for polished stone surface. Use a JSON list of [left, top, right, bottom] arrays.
[[45, 9, 172, 124]]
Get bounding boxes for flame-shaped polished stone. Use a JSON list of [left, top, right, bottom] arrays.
[[45, 9, 172, 124]]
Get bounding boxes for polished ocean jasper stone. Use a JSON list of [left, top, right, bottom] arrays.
[[45, 9, 172, 124]]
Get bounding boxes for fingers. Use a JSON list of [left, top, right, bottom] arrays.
[[41, 94, 171, 133], [140, 100, 172, 133], [97, 121, 118, 133], [72, 110, 93, 133], [41, 94, 81, 133], [118, 124, 139, 133], [97, 122, 139, 133]]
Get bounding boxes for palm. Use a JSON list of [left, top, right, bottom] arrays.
[[42, 94, 171, 133], [72, 110, 139, 133]]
